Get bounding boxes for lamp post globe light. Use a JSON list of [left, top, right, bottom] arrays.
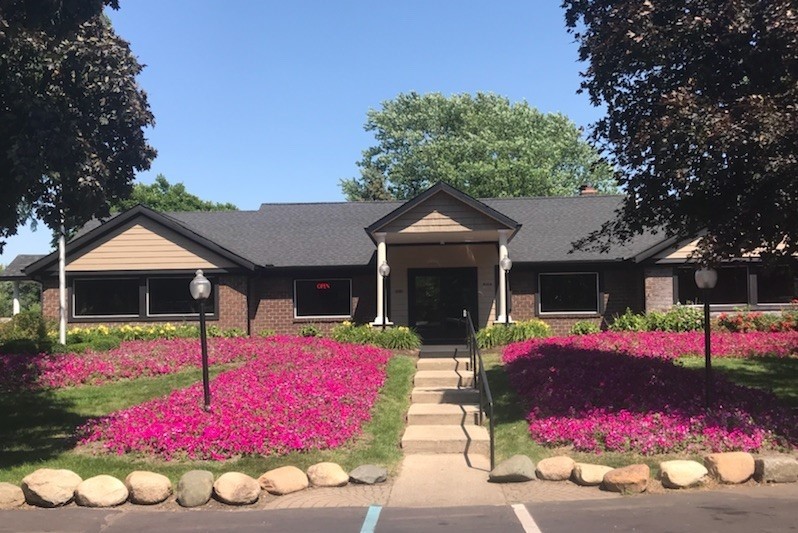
[[500, 256, 512, 326], [694, 267, 718, 410], [190, 269, 212, 411], [378, 261, 391, 330]]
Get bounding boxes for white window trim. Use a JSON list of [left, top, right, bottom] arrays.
[[72, 277, 140, 319], [145, 277, 216, 318], [293, 278, 353, 319], [538, 272, 601, 315]]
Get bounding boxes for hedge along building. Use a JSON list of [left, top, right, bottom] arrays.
[[3, 182, 796, 341]]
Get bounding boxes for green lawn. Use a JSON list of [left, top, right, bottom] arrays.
[[0, 354, 415, 484]]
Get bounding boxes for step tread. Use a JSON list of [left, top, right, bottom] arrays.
[[402, 425, 489, 441], [407, 403, 481, 415]]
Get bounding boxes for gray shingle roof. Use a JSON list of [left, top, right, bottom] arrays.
[[0, 254, 46, 279]]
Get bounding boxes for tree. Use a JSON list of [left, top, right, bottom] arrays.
[[563, 0, 798, 262], [340, 92, 616, 201], [0, 265, 41, 317], [110, 175, 238, 212], [0, 0, 156, 252]]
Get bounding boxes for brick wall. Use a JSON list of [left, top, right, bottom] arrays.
[[41, 278, 59, 320], [644, 266, 674, 312], [509, 267, 645, 335]]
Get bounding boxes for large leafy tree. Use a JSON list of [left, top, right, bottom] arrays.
[[0, 0, 156, 252], [564, 0, 798, 262], [341, 92, 616, 201], [111, 174, 237, 212]]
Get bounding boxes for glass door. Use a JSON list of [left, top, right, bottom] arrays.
[[409, 267, 478, 343]]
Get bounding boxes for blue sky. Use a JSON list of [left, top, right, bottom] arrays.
[[1, 0, 602, 265]]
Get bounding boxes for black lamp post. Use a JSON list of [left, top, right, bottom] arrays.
[[500, 256, 512, 326], [694, 267, 718, 410], [378, 261, 391, 330], [190, 269, 212, 411]]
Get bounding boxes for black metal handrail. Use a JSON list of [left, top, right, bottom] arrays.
[[463, 309, 495, 470]]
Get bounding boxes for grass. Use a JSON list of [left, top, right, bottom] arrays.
[[0, 353, 415, 485], [484, 351, 797, 475]]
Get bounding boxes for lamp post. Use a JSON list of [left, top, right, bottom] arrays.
[[378, 261, 391, 330], [500, 256, 512, 326], [694, 267, 718, 410], [190, 269, 212, 411]]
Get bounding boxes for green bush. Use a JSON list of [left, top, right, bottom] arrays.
[[715, 308, 798, 332], [89, 336, 121, 351], [0, 338, 47, 354], [298, 324, 321, 337], [570, 321, 601, 335], [53, 342, 90, 354], [0, 311, 51, 353], [608, 308, 649, 331], [609, 305, 704, 332], [258, 328, 276, 337], [476, 319, 551, 349], [329, 322, 421, 350]]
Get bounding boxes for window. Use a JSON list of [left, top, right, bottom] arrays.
[[148, 277, 216, 316], [539, 273, 599, 314], [73, 278, 139, 317], [294, 279, 351, 318], [677, 267, 748, 305], [757, 267, 798, 304]]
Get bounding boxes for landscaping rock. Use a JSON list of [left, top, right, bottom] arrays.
[[754, 456, 798, 484], [21, 468, 82, 508], [602, 464, 649, 494], [0, 483, 25, 509], [489, 455, 536, 483], [659, 460, 708, 489], [704, 452, 755, 484], [259, 466, 309, 495], [572, 463, 613, 486], [176, 470, 214, 508], [213, 472, 261, 505], [125, 471, 172, 505], [536, 456, 575, 481], [75, 475, 128, 507], [307, 462, 349, 488], [349, 465, 388, 485]]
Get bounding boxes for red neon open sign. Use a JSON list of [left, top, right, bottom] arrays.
[[316, 282, 331, 290]]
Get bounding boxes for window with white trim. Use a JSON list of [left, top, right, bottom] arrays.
[[294, 279, 352, 318], [677, 267, 748, 305], [539, 272, 599, 314]]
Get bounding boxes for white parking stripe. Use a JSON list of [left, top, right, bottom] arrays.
[[512, 503, 543, 533]]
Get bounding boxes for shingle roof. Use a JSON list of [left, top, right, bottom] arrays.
[[0, 254, 46, 279]]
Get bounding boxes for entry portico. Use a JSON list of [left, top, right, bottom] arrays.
[[365, 183, 521, 341]]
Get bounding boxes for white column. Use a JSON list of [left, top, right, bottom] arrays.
[[12, 281, 20, 315], [373, 233, 387, 325], [59, 221, 66, 345], [496, 230, 511, 323]]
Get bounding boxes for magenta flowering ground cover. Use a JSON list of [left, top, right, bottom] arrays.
[[0, 338, 272, 389], [503, 332, 797, 455], [79, 336, 391, 460]]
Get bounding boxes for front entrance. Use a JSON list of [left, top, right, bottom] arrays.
[[408, 267, 478, 344]]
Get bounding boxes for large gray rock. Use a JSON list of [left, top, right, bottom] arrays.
[[213, 472, 261, 505], [754, 456, 798, 484], [0, 482, 25, 509], [489, 455, 536, 483], [21, 468, 82, 508], [659, 460, 708, 489], [536, 456, 575, 481], [74, 475, 128, 507], [125, 471, 172, 505], [259, 466, 309, 495], [176, 470, 214, 508], [572, 463, 613, 486], [704, 452, 755, 484], [602, 464, 649, 494], [307, 462, 349, 488], [349, 465, 388, 485]]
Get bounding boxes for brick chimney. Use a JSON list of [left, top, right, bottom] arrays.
[[579, 184, 598, 196]]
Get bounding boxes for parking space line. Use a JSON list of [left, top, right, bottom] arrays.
[[512, 503, 543, 533], [360, 505, 382, 533]]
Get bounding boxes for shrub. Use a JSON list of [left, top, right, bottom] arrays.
[[89, 336, 121, 352], [477, 319, 551, 349], [0, 311, 50, 352], [570, 321, 601, 335], [608, 308, 649, 331], [609, 306, 704, 332], [330, 321, 421, 350], [258, 328, 276, 337], [716, 309, 797, 333], [299, 324, 321, 337]]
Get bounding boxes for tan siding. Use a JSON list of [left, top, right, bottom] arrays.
[[383, 192, 506, 234], [66, 218, 236, 271], [654, 238, 700, 262]]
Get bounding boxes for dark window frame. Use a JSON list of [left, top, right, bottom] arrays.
[[72, 277, 140, 319], [293, 278, 353, 319], [146, 276, 217, 318], [538, 272, 601, 315], [673, 264, 798, 309]]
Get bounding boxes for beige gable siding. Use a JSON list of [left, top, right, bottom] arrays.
[[654, 238, 701, 263], [382, 192, 506, 234], [65, 218, 236, 271]]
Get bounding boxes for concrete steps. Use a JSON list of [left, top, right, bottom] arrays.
[[401, 345, 486, 456]]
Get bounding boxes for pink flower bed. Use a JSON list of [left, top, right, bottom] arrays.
[[79, 336, 391, 460], [502, 333, 797, 455], [0, 338, 271, 389]]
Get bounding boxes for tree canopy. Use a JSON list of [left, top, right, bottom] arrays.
[[340, 92, 616, 201], [110, 175, 237, 212], [0, 0, 156, 252], [563, 0, 798, 263]]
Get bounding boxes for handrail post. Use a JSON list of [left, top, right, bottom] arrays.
[[463, 309, 495, 470]]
